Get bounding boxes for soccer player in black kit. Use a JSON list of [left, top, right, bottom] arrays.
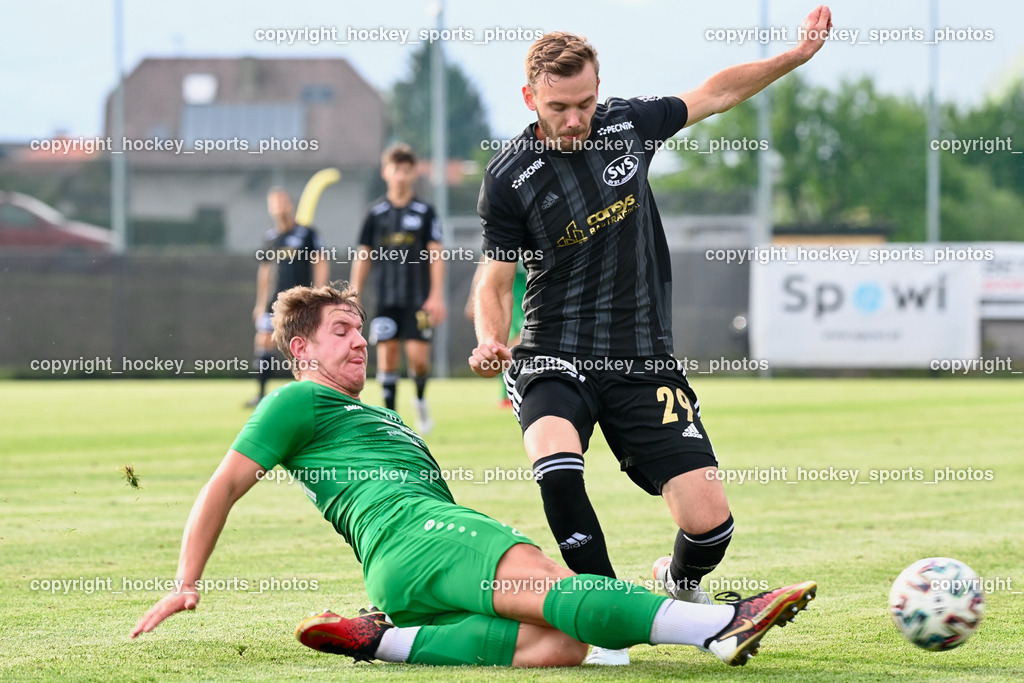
[[470, 6, 832, 665], [250, 187, 329, 406], [351, 143, 447, 434]]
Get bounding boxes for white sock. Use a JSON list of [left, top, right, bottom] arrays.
[[373, 625, 419, 662], [649, 599, 736, 647]]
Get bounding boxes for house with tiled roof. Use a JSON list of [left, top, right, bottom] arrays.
[[103, 56, 388, 251]]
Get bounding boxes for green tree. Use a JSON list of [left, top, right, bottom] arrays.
[[937, 77, 1024, 240], [653, 74, 1024, 241], [389, 44, 491, 160], [947, 78, 1024, 195]]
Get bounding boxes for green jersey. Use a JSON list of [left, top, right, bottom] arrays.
[[231, 381, 455, 562]]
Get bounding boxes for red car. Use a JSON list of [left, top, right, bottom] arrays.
[[0, 191, 113, 251]]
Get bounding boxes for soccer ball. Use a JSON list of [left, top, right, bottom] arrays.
[[888, 557, 985, 651]]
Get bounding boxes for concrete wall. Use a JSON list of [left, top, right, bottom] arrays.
[[0, 247, 751, 378], [128, 168, 379, 252], [5, 244, 1017, 378]]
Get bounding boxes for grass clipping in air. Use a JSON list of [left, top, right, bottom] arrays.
[[119, 464, 141, 489]]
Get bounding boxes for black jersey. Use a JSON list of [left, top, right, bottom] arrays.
[[259, 223, 326, 313], [478, 95, 688, 357], [358, 197, 442, 309]]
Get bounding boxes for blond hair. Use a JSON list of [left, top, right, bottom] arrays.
[[525, 32, 599, 88], [271, 282, 365, 379]]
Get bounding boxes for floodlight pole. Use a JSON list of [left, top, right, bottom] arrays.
[[111, 0, 127, 253], [756, 0, 773, 247], [755, 0, 773, 379], [111, 0, 129, 363], [429, 0, 450, 377], [926, 0, 940, 242]]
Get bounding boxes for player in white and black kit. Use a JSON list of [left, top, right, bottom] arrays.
[[351, 143, 447, 434], [470, 9, 832, 665], [250, 187, 329, 406]]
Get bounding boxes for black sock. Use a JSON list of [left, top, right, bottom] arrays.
[[379, 372, 398, 411], [670, 514, 734, 588], [411, 373, 428, 401], [532, 452, 615, 578], [257, 352, 273, 397]]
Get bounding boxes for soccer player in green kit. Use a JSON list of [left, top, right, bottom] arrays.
[[131, 283, 816, 667]]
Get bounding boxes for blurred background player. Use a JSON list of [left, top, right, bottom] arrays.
[[249, 187, 329, 406], [351, 143, 446, 433], [466, 260, 527, 407]]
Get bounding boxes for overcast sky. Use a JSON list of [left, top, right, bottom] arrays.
[[2, 0, 1021, 142]]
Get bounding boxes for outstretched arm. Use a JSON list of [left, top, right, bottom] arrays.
[[469, 259, 517, 378], [681, 5, 832, 127], [349, 246, 372, 303], [253, 262, 272, 322], [312, 257, 329, 288], [464, 262, 485, 321], [130, 450, 265, 637], [421, 240, 447, 325]]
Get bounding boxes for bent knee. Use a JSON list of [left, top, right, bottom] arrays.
[[663, 468, 731, 532]]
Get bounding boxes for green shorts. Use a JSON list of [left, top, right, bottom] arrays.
[[362, 499, 538, 627]]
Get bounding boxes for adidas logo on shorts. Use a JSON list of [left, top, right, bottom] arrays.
[[681, 424, 703, 439]]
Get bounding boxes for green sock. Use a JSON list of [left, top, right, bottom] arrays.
[[542, 574, 669, 650], [408, 614, 519, 666]]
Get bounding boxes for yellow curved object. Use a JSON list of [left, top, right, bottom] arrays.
[[295, 168, 341, 225]]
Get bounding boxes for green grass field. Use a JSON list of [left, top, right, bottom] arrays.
[[1, 377, 1022, 681]]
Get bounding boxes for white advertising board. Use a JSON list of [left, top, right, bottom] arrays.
[[979, 242, 1024, 320], [750, 244, 982, 368]]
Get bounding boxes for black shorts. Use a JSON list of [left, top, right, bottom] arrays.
[[369, 306, 433, 343], [504, 348, 718, 495]]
